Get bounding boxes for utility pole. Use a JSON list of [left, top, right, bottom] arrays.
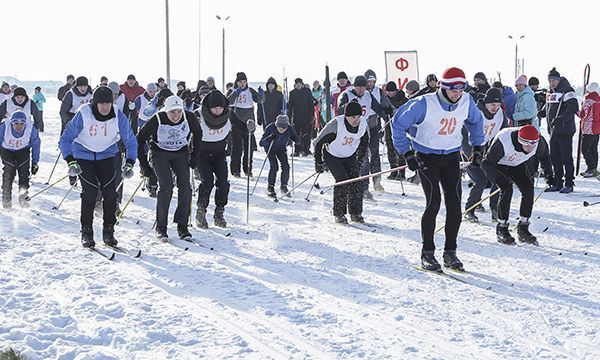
[[165, 0, 171, 86]]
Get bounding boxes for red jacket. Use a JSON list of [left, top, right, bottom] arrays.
[[579, 91, 600, 135], [120, 82, 145, 102]]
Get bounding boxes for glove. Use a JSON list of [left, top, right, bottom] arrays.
[[31, 163, 39, 175], [471, 146, 484, 167], [235, 87, 242, 95], [246, 119, 256, 132], [403, 150, 426, 172], [315, 162, 325, 173], [258, 86, 265, 96], [140, 165, 154, 178], [545, 173, 556, 186], [122, 163, 134, 179], [128, 101, 136, 111], [67, 161, 82, 176]]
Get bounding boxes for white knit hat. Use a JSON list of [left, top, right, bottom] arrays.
[[586, 82, 599, 94]]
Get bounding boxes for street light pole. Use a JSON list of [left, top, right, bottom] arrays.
[[216, 15, 230, 92], [508, 34, 525, 78], [165, 0, 171, 86], [198, 1, 201, 80]]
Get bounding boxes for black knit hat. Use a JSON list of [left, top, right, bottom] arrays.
[[483, 87, 503, 104], [385, 81, 398, 92], [528, 77, 540, 86], [353, 75, 367, 87], [75, 76, 89, 87], [13, 87, 27, 97], [548, 67, 561, 81], [474, 72, 487, 82], [364, 69, 376, 82], [294, 78, 303, 84], [337, 71, 348, 80], [205, 90, 228, 109], [92, 86, 114, 104], [426, 74, 438, 83], [236, 72, 247, 82], [344, 100, 363, 117]]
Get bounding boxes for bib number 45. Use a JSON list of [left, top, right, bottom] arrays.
[[438, 117, 457, 136]]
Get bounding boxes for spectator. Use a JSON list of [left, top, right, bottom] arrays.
[[32, 86, 46, 132]]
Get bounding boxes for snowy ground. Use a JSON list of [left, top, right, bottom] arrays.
[[1, 98, 599, 359]]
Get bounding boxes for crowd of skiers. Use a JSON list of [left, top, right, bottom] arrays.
[[1, 65, 599, 272]]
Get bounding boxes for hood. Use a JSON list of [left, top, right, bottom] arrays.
[[502, 86, 515, 97], [266, 77, 278, 87]]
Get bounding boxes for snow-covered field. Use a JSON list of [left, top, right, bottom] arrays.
[[1, 98, 599, 359]]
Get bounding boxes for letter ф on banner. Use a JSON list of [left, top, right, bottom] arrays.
[[384, 50, 420, 91]]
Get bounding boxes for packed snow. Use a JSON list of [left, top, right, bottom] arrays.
[[1, 98, 599, 359]]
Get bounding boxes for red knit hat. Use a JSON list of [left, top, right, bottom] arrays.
[[440, 67, 467, 90], [518, 125, 540, 144]]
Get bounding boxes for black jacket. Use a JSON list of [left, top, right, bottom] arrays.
[[546, 78, 579, 135], [257, 78, 284, 126], [287, 86, 314, 124]]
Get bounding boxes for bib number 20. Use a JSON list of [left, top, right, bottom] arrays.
[[438, 117, 457, 136]]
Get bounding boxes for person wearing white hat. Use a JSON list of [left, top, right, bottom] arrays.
[[579, 82, 600, 177], [136, 95, 202, 241]]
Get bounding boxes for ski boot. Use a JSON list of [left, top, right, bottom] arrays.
[[81, 226, 95, 248], [545, 183, 562, 192], [373, 176, 385, 192], [102, 224, 118, 247], [334, 214, 348, 224], [559, 186, 573, 194], [350, 214, 365, 223], [443, 250, 464, 271], [421, 250, 441, 272], [517, 221, 539, 246], [214, 206, 227, 228], [496, 222, 516, 245], [280, 185, 291, 198], [195, 209, 208, 229], [177, 224, 192, 241], [155, 226, 169, 241], [267, 185, 277, 198], [464, 210, 479, 223]]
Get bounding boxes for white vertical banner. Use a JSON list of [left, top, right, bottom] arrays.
[[384, 51, 419, 91]]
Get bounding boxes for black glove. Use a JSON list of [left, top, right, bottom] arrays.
[[404, 150, 426, 172], [31, 163, 39, 175], [315, 162, 325, 173], [471, 146, 484, 167], [140, 165, 154, 178]]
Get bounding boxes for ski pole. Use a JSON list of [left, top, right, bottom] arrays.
[[583, 200, 600, 207], [290, 147, 295, 191], [115, 177, 145, 225], [304, 173, 321, 202], [400, 177, 406, 196], [191, 168, 196, 197], [52, 181, 77, 210], [434, 187, 502, 234], [46, 151, 62, 185], [274, 171, 317, 202], [25, 174, 68, 201], [319, 165, 408, 194], [250, 140, 274, 196]]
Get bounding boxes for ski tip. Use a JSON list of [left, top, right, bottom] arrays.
[[108, 252, 116, 261], [134, 250, 142, 258]]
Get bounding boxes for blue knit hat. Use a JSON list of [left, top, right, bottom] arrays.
[[10, 110, 27, 124]]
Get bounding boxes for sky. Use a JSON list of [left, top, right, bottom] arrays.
[[3, 0, 596, 90]]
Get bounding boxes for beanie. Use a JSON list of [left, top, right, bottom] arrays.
[[337, 71, 348, 80], [518, 125, 540, 144], [548, 67, 561, 81], [294, 78, 303, 84], [440, 67, 467, 90], [177, 81, 186, 88], [483, 87, 503, 104], [344, 100, 363, 117], [492, 81, 504, 89], [108, 81, 120, 94], [364, 69, 376, 82], [426, 74, 438, 83], [163, 95, 184, 112], [67, 74, 75, 81], [13, 87, 27, 97], [92, 86, 114, 104], [586, 82, 599, 94], [528, 77, 540, 86], [275, 114, 290, 128], [405, 80, 420, 93], [100, 76, 108, 82], [385, 81, 398, 92], [127, 74, 136, 81], [205, 90, 228, 109], [515, 75, 528, 86], [146, 83, 158, 91], [353, 75, 367, 87], [473, 72, 487, 82], [235, 72, 247, 83], [206, 76, 215, 82], [9, 110, 28, 124], [75, 76, 89, 87]]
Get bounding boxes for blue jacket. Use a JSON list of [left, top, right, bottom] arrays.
[[512, 86, 537, 124], [0, 122, 41, 163], [32, 92, 46, 111], [259, 123, 300, 153], [392, 91, 484, 155], [502, 86, 517, 120], [59, 104, 137, 163]]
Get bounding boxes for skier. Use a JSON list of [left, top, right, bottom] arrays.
[[60, 76, 92, 133], [384, 81, 409, 180], [193, 91, 233, 229], [579, 82, 600, 177], [482, 125, 555, 245], [59, 86, 138, 248], [314, 101, 369, 224], [132, 83, 158, 133], [57, 75, 74, 101], [119, 75, 145, 104], [462, 87, 508, 222], [392, 67, 485, 272], [0, 111, 40, 209], [107, 82, 130, 118], [0, 87, 43, 130], [136, 95, 201, 240], [331, 71, 351, 116], [259, 114, 300, 198], [227, 72, 263, 178]]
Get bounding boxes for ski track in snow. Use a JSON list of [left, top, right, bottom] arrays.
[[1, 98, 599, 359]]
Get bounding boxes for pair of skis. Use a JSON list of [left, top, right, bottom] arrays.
[[89, 245, 142, 261]]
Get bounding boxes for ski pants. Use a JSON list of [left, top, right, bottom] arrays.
[[294, 121, 312, 154], [324, 150, 362, 217], [267, 149, 290, 187], [482, 161, 535, 221], [549, 132, 575, 187], [152, 151, 191, 229], [582, 134, 599, 171], [417, 152, 462, 252], [1, 148, 30, 203], [361, 125, 382, 191], [465, 164, 499, 211], [230, 126, 255, 176], [78, 157, 118, 229], [384, 118, 405, 177], [196, 150, 230, 211]]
